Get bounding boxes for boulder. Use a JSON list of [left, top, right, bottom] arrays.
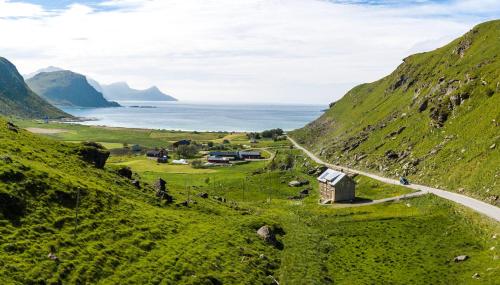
[[6, 122, 19, 133], [288, 180, 309, 187], [154, 178, 167, 192], [117, 167, 133, 179], [454, 255, 469, 262], [300, 188, 310, 196], [418, 99, 428, 112], [257, 225, 276, 244], [385, 150, 399, 160], [131, 180, 141, 189], [197, 192, 209, 199], [78, 142, 110, 169]]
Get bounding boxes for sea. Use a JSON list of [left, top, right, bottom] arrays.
[[60, 101, 326, 132]]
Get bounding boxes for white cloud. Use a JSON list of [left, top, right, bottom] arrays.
[[0, 0, 498, 103]]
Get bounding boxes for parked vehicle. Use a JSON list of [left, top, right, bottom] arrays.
[[399, 177, 410, 185]]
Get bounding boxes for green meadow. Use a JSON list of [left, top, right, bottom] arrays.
[[1, 119, 498, 284]]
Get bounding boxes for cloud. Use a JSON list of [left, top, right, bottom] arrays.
[[0, 0, 498, 103]]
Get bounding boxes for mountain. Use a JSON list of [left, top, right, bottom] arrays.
[[23, 66, 64, 80], [26, 71, 120, 108], [290, 20, 500, 204], [0, 58, 70, 119], [100, 82, 177, 101]]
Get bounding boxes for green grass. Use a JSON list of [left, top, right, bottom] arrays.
[[290, 20, 500, 204], [15, 120, 229, 148], [1, 117, 499, 284], [354, 175, 414, 200]]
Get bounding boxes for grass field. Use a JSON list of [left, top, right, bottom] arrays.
[[2, 119, 499, 284]]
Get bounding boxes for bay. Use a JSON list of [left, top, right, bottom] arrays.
[[60, 101, 325, 132]]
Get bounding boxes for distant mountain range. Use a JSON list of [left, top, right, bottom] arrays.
[[26, 71, 120, 108], [0, 58, 70, 119], [91, 81, 177, 102], [26, 67, 177, 102]]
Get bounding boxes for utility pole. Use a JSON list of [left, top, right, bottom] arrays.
[[74, 187, 81, 239]]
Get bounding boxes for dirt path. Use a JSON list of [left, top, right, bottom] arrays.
[[288, 137, 500, 222], [26, 127, 68, 134]]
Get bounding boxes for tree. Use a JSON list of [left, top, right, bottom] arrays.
[[176, 145, 198, 159]]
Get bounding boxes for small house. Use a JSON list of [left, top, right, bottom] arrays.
[[146, 148, 168, 159], [317, 169, 355, 203], [173, 140, 191, 148], [238, 151, 261, 160]]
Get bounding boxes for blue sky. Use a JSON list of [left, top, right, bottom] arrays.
[[1, 0, 498, 103]]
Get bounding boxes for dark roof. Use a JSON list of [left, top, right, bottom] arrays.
[[209, 151, 239, 157], [238, 151, 261, 156]]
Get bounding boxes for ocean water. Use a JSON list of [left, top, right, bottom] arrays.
[[60, 101, 325, 132]]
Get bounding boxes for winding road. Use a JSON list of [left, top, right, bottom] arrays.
[[288, 137, 500, 222]]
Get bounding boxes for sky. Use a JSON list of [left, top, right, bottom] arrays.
[[0, 0, 498, 104]]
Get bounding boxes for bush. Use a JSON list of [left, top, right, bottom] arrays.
[[175, 145, 199, 159], [191, 160, 204, 169], [261, 128, 284, 139]]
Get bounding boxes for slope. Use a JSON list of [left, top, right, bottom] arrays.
[[0, 58, 70, 119], [26, 71, 120, 108], [0, 117, 279, 284], [290, 20, 500, 204]]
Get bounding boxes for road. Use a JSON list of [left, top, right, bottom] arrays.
[[288, 137, 500, 222]]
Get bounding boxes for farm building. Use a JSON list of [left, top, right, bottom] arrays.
[[146, 148, 168, 158], [207, 156, 230, 164], [317, 169, 355, 203], [209, 151, 239, 159], [208, 151, 262, 160], [238, 151, 261, 160], [173, 140, 191, 148]]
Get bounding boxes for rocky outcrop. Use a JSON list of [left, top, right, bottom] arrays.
[[117, 167, 133, 179], [257, 225, 277, 245], [78, 142, 110, 169]]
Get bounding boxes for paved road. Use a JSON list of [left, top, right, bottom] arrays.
[[288, 137, 500, 222]]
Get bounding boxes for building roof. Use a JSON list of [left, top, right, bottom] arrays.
[[208, 156, 230, 161], [238, 151, 261, 156], [317, 169, 347, 186], [210, 151, 238, 156]]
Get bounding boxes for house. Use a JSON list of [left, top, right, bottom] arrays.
[[207, 156, 230, 164], [146, 148, 168, 159], [173, 140, 191, 148], [317, 169, 355, 203], [209, 151, 239, 159], [238, 151, 261, 160]]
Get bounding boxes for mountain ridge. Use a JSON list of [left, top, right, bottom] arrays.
[[26, 70, 120, 108], [0, 58, 70, 119], [99, 81, 177, 101], [290, 20, 500, 204]]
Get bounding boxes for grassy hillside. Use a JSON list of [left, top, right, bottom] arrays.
[[0, 57, 70, 119], [290, 20, 500, 204], [26, 70, 120, 108], [1, 117, 499, 283]]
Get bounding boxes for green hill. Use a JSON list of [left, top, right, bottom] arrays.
[[290, 20, 500, 204], [26, 71, 120, 108], [0, 58, 70, 119], [1, 118, 499, 283]]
